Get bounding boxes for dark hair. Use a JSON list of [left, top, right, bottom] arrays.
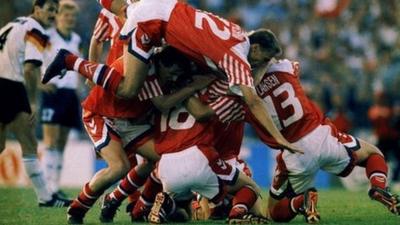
[[33, 0, 59, 8], [249, 28, 282, 56], [153, 46, 192, 74]]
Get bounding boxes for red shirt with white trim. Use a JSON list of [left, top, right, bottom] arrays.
[[81, 57, 163, 118], [93, 9, 124, 65], [246, 59, 324, 148], [155, 79, 245, 155], [120, 0, 253, 94]]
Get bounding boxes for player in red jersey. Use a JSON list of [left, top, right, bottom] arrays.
[[244, 29, 397, 223], [67, 47, 212, 224], [42, 0, 302, 155], [139, 77, 268, 224]]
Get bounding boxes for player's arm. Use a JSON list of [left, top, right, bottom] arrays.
[[184, 96, 215, 121], [240, 85, 303, 154], [97, 0, 127, 18], [116, 47, 149, 98], [151, 76, 213, 113], [24, 62, 41, 121]]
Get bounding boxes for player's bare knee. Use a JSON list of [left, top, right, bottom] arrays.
[[355, 140, 384, 163], [109, 160, 130, 178]]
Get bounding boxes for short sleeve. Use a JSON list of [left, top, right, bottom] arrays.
[[24, 28, 48, 66]]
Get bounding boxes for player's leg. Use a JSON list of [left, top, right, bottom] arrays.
[[42, 124, 63, 195], [100, 138, 157, 222], [131, 171, 163, 221], [42, 46, 148, 99], [268, 150, 320, 224], [67, 139, 129, 224], [8, 112, 71, 207], [352, 139, 399, 214]]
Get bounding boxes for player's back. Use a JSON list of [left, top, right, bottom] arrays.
[[0, 17, 47, 82], [122, 0, 249, 75], [249, 59, 324, 147]]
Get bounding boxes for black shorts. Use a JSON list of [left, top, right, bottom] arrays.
[[0, 78, 31, 124], [40, 88, 81, 129]]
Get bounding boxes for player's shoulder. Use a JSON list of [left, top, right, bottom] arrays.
[[267, 59, 299, 76], [24, 17, 46, 34]]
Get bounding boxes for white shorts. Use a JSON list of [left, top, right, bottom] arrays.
[[270, 124, 359, 198], [82, 109, 152, 152], [157, 145, 236, 201]]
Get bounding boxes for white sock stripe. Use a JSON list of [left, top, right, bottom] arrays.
[[370, 172, 387, 179], [290, 198, 297, 213], [76, 199, 91, 209], [102, 68, 113, 88], [139, 196, 153, 206], [233, 204, 248, 211], [117, 186, 128, 196], [73, 58, 83, 71], [92, 64, 104, 84], [83, 188, 97, 200], [127, 174, 139, 188]]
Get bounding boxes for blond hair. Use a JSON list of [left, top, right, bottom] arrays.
[[58, 0, 79, 13]]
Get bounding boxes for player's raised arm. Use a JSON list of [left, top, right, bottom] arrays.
[[240, 85, 302, 154]]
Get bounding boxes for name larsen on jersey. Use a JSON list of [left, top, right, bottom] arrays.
[[256, 74, 280, 95]]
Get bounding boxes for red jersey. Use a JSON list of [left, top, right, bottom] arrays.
[[93, 9, 124, 65], [81, 57, 163, 118], [120, 0, 253, 91], [246, 59, 324, 148], [155, 79, 245, 155]]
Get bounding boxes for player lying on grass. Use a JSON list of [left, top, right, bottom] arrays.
[[42, 0, 302, 155], [67, 46, 213, 224], [244, 29, 399, 223]]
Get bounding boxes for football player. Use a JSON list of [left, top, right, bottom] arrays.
[[0, 0, 71, 207]]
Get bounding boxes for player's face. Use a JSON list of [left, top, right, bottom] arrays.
[[248, 44, 270, 68], [36, 2, 58, 27], [57, 8, 78, 30]]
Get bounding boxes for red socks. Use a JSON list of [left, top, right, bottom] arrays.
[[109, 168, 147, 202], [364, 153, 388, 189], [229, 186, 258, 218], [141, 174, 163, 203], [69, 183, 103, 216], [269, 195, 303, 222], [65, 54, 122, 94]]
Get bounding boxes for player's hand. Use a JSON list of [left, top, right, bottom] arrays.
[[39, 83, 57, 94], [189, 75, 216, 91], [278, 140, 304, 154], [29, 104, 37, 126]]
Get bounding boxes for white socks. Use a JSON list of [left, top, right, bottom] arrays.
[[42, 148, 63, 193], [23, 157, 52, 202]]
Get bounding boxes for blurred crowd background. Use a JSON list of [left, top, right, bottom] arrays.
[[1, 0, 400, 181]]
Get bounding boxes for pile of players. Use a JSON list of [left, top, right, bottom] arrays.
[[2, 0, 399, 224]]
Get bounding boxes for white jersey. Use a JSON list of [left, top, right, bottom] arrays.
[[0, 17, 48, 83], [43, 27, 81, 89]]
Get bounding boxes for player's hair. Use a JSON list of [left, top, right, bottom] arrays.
[[58, 0, 79, 13], [249, 28, 282, 56], [33, 0, 59, 7], [153, 46, 192, 74]]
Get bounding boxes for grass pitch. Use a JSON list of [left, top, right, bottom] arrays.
[[0, 187, 398, 225]]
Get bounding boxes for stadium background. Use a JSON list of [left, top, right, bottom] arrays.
[[1, 0, 400, 192]]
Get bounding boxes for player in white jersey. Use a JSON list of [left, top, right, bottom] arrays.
[[40, 0, 82, 198], [0, 0, 71, 207]]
